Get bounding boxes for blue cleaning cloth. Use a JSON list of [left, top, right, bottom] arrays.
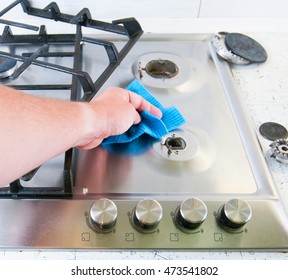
[[101, 79, 186, 145]]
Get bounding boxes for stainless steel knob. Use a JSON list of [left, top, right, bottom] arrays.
[[217, 199, 252, 229], [89, 198, 118, 231], [176, 198, 207, 229], [133, 199, 163, 231]]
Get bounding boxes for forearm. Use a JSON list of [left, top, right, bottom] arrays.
[[0, 85, 162, 185], [0, 86, 89, 185]]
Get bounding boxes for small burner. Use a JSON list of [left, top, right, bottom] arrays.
[[225, 33, 268, 63], [162, 134, 186, 155], [154, 131, 198, 162], [145, 59, 179, 79], [152, 128, 216, 172], [0, 57, 17, 79], [259, 122, 288, 141], [269, 139, 288, 164]]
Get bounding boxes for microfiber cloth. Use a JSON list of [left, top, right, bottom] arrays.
[[101, 79, 186, 145]]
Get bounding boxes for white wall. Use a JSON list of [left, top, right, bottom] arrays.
[[200, 0, 288, 18], [7, 0, 287, 19], [1, 0, 201, 20], [1, 0, 288, 33]]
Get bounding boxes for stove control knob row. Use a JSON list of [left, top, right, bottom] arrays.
[[133, 199, 163, 231], [217, 199, 252, 230], [175, 198, 208, 230], [89, 198, 118, 232]]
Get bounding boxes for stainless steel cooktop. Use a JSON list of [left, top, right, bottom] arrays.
[[1, 28, 288, 249]]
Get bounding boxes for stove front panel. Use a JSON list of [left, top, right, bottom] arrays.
[[1, 199, 288, 250]]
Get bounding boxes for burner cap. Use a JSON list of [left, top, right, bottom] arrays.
[[225, 33, 268, 63], [259, 122, 288, 141], [0, 57, 17, 78]]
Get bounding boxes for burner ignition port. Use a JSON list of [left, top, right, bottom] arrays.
[[145, 59, 179, 79], [162, 134, 186, 155]]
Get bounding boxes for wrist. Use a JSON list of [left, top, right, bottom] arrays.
[[74, 101, 103, 148]]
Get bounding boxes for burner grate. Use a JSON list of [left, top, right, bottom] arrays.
[[0, 0, 143, 198], [0, 0, 143, 100]]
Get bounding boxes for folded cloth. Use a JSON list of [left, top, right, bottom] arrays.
[[101, 79, 186, 145]]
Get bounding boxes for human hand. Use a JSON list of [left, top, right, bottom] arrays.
[[77, 87, 162, 149]]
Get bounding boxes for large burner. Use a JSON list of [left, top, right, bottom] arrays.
[[132, 52, 191, 89], [145, 59, 179, 79]]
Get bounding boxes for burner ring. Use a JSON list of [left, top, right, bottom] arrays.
[[0, 57, 17, 79], [212, 32, 250, 65], [269, 139, 288, 164]]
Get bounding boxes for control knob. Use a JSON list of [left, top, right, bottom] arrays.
[[217, 199, 252, 229], [89, 198, 118, 232], [176, 198, 207, 229], [133, 199, 163, 231]]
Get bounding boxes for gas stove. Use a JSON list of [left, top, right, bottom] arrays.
[[1, 1, 288, 250]]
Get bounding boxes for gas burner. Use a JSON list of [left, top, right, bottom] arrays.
[[156, 131, 198, 161], [259, 122, 288, 141], [269, 139, 288, 164], [161, 133, 187, 155], [132, 52, 191, 89], [212, 32, 267, 64], [145, 59, 179, 79], [225, 33, 268, 63], [0, 57, 17, 79], [212, 32, 250, 65], [152, 128, 216, 172]]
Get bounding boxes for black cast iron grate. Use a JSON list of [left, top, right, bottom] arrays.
[[0, 0, 143, 198]]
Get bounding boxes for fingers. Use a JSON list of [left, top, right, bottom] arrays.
[[106, 87, 162, 119], [133, 110, 141, 125], [126, 90, 162, 119]]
